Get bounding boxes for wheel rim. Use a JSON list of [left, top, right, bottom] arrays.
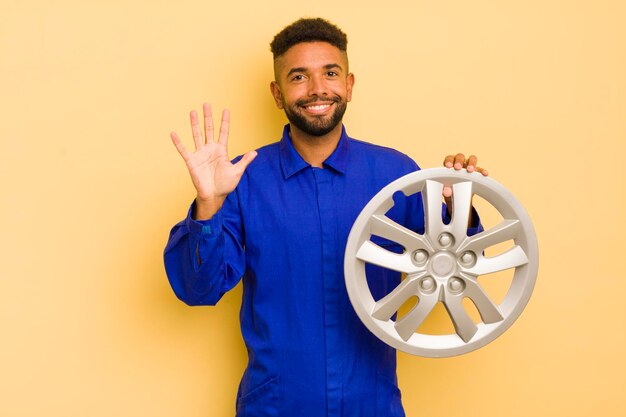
[[344, 168, 539, 357]]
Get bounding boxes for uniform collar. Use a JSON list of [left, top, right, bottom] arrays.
[[279, 124, 350, 179]]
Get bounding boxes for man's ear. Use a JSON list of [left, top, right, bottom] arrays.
[[346, 72, 355, 102], [270, 81, 284, 109]]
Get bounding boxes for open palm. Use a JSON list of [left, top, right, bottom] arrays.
[[170, 103, 256, 218]]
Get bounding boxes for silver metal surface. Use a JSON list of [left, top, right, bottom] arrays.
[[344, 168, 538, 357]]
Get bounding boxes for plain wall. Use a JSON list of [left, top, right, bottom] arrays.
[[1, 0, 624, 416]]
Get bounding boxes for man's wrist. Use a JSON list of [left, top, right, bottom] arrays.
[[193, 196, 225, 220]]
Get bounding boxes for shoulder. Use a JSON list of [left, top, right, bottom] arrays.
[[348, 138, 420, 172], [251, 141, 280, 164], [230, 141, 283, 192], [232, 141, 280, 167]]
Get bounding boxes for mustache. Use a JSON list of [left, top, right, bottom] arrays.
[[295, 96, 341, 107]]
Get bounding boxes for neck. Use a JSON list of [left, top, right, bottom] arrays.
[[289, 123, 343, 168]]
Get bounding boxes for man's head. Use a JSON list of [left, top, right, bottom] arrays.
[[270, 18, 354, 138]]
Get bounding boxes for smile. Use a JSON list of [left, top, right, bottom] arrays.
[[302, 102, 334, 114]]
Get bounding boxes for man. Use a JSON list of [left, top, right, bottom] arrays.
[[165, 17, 486, 417]]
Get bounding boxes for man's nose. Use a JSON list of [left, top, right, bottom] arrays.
[[308, 75, 328, 96]]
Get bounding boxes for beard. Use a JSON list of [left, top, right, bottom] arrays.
[[283, 96, 347, 137]]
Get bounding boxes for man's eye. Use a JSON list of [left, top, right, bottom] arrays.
[[327, 71, 338, 77], [292, 74, 304, 81]]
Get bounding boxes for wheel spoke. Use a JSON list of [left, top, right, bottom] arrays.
[[423, 180, 445, 239], [450, 181, 473, 238], [356, 240, 419, 274], [457, 219, 521, 254], [465, 245, 529, 276], [442, 292, 478, 343], [371, 273, 427, 321], [394, 290, 439, 341], [369, 214, 433, 252], [460, 273, 504, 324]]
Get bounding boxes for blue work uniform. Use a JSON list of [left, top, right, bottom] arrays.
[[164, 125, 480, 417]]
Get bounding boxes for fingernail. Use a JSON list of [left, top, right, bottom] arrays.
[[467, 165, 474, 172], [445, 162, 453, 168], [454, 162, 462, 169]]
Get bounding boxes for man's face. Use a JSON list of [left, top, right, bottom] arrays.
[[270, 42, 355, 137]]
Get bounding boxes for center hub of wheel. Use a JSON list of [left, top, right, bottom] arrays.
[[430, 252, 456, 278]]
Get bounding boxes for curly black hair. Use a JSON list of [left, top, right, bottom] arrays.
[[270, 18, 348, 59]]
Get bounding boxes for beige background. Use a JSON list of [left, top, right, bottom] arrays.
[[1, 0, 624, 416]]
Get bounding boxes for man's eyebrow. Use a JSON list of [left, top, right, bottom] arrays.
[[323, 63, 343, 72], [285, 63, 344, 78], [286, 67, 307, 77]]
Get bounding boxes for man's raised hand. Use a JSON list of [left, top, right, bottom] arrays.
[[170, 103, 257, 220]]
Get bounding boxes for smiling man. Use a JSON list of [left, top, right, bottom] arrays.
[[165, 18, 485, 417], [271, 38, 353, 138]]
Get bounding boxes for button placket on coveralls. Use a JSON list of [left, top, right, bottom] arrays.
[[312, 166, 343, 417]]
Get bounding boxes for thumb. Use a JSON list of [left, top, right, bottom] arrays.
[[233, 150, 258, 175]]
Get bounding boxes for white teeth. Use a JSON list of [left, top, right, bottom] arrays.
[[306, 104, 330, 111]]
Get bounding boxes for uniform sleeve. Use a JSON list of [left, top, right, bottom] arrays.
[[466, 207, 483, 236], [163, 190, 246, 306]]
